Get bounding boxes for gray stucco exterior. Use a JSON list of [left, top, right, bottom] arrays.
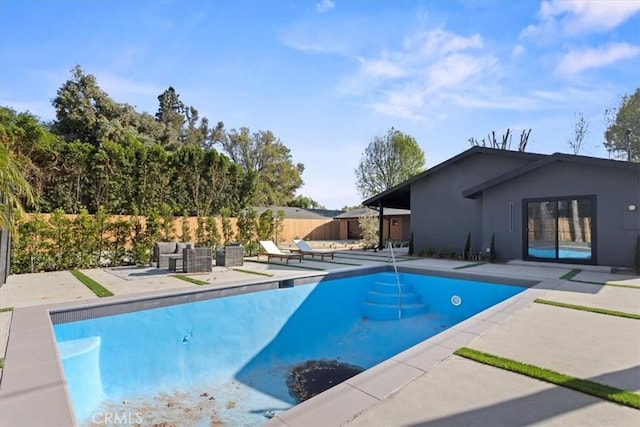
[[409, 150, 539, 255], [364, 147, 640, 269], [476, 159, 639, 267]]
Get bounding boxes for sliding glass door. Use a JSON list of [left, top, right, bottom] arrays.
[[524, 196, 595, 263]]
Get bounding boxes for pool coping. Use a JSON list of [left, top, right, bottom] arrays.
[[0, 265, 544, 427]]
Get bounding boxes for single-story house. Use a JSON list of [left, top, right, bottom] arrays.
[[363, 146, 640, 268], [334, 207, 411, 241]]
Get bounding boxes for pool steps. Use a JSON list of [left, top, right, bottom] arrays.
[[362, 278, 428, 320]]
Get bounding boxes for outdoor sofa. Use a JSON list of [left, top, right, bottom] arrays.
[[153, 241, 194, 269]]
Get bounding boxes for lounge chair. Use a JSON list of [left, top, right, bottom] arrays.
[[293, 239, 336, 260], [258, 240, 303, 264]]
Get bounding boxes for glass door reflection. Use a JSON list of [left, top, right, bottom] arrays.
[[557, 199, 592, 259], [527, 201, 557, 259]]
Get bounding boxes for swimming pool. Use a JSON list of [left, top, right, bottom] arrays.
[[53, 271, 525, 426]]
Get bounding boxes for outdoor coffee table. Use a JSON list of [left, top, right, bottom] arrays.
[[168, 255, 183, 272]]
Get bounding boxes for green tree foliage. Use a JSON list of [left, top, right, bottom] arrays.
[[358, 215, 379, 249], [221, 128, 304, 206], [52, 65, 141, 147], [180, 211, 191, 242], [0, 115, 35, 230], [156, 86, 185, 147], [236, 208, 258, 255], [256, 209, 275, 241], [355, 127, 425, 198], [4, 66, 305, 218], [0, 107, 57, 202], [604, 88, 639, 162], [289, 195, 323, 209], [220, 207, 234, 244]]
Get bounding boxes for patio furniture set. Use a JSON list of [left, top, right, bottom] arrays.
[[152, 239, 337, 272]]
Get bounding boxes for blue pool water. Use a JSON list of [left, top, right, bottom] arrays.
[[528, 247, 591, 259], [53, 272, 524, 426]]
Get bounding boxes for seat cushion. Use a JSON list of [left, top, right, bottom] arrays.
[[156, 242, 177, 254]]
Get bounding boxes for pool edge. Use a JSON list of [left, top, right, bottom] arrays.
[[0, 265, 547, 427]]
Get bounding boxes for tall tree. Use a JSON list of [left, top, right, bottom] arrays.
[[221, 128, 304, 206], [52, 66, 119, 146], [155, 86, 185, 148], [567, 113, 589, 155], [604, 88, 639, 161], [355, 127, 425, 198]]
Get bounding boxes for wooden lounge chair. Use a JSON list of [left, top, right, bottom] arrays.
[[258, 240, 303, 264], [293, 239, 336, 260]]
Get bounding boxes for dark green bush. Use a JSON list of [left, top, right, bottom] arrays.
[[490, 232, 496, 262], [408, 232, 414, 255], [464, 232, 471, 260]]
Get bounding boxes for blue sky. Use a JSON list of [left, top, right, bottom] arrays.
[[1, 0, 639, 209]]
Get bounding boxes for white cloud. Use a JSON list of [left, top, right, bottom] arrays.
[[426, 53, 496, 90], [316, 0, 335, 13], [351, 27, 495, 121], [404, 28, 483, 55], [279, 24, 351, 55], [556, 42, 640, 74], [95, 73, 164, 104], [526, 0, 640, 37], [359, 57, 406, 78], [369, 88, 427, 121], [512, 44, 525, 56]]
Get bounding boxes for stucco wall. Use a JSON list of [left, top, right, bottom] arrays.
[[482, 161, 640, 267], [410, 152, 535, 254]]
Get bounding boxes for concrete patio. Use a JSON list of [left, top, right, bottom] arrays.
[[0, 251, 638, 426]]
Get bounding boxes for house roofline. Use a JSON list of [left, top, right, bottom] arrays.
[[363, 146, 544, 207], [463, 152, 640, 199]]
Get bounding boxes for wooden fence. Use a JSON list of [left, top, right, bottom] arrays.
[[19, 213, 341, 244]]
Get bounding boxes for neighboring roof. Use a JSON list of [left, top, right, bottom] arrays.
[[362, 146, 545, 209], [334, 207, 411, 219], [307, 208, 345, 218], [463, 152, 640, 199], [250, 206, 337, 220]]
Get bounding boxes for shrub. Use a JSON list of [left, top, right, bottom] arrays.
[[426, 246, 435, 257], [220, 207, 234, 244], [358, 215, 379, 249], [490, 232, 497, 262], [464, 232, 471, 260], [408, 232, 414, 255], [180, 211, 191, 242]]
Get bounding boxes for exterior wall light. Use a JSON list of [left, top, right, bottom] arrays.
[[628, 204, 638, 212]]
